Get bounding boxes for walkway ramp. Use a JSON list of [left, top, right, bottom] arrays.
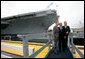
[[45, 48, 73, 58]]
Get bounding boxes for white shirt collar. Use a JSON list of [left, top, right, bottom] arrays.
[[65, 26, 67, 28]]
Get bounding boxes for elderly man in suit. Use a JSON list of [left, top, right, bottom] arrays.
[[62, 21, 70, 51]]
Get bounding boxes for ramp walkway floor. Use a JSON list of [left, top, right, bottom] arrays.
[[46, 47, 73, 58]]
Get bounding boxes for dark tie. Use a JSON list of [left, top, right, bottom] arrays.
[[60, 27, 62, 31]]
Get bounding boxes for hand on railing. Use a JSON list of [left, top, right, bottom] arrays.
[[52, 36, 55, 40], [64, 36, 66, 39]]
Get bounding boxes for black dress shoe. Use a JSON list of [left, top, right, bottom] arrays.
[[54, 52, 58, 55], [62, 50, 65, 52], [59, 50, 61, 52], [54, 51, 58, 55]]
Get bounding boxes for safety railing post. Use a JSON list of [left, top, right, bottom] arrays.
[[9, 35, 11, 41], [22, 36, 29, 58], [71, 33, 73, 54], [68, 36, 70, 48], [48, 40, 51, 52], [71, 33, 76, 54], [48, 32, 52, 52]]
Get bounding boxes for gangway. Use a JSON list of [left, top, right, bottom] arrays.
[[26, 32, 84, 58], [45, 47, 73, 58], [1, 32, 84, 58]]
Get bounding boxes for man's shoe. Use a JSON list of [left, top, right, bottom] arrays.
[[54, 51, 58, 55], [62, 50, 65, 52]]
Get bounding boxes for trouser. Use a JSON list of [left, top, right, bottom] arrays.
[[62, 37, 68, 51], [59, 38, 62, 51], [53, 39, 59, 53]]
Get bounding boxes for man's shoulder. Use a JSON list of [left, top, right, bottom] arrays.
[[62, 26, 69, 28], [53, 25, 58, 31], [62, 26, 64, 27], [67, 26, 70, 28], [62, 26, 64, 28]]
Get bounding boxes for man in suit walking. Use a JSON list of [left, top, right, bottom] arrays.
[[59, 22, 63, 52], [62, 21, 70, 51], [52, 21, 59, 54]]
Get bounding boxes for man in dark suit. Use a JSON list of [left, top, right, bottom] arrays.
[[62, 21, 70, 51], [59, 22, 63, 52]]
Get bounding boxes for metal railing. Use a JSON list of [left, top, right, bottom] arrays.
[[27, 40, 52, 58], [22, 32, 84, 58], [1, 32, 84, 58], [68, 33, 84, 58], [17, 32, 52, 58]]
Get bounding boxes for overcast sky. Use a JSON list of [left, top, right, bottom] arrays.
[[1, 1, 84, 28]]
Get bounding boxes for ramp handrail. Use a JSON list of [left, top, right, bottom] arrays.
[[17, 33, 50, 40], [71, 43, 84, 58], [68, 33, 84, 58], [18, 32, 53, 58], [27, 40, 52, 58]]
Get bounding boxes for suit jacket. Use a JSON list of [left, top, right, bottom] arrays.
[[59, 27, 63, 36], [62, 26, 70, 37], [53, 25, 59, 41], [59, 26, 63, 41]]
